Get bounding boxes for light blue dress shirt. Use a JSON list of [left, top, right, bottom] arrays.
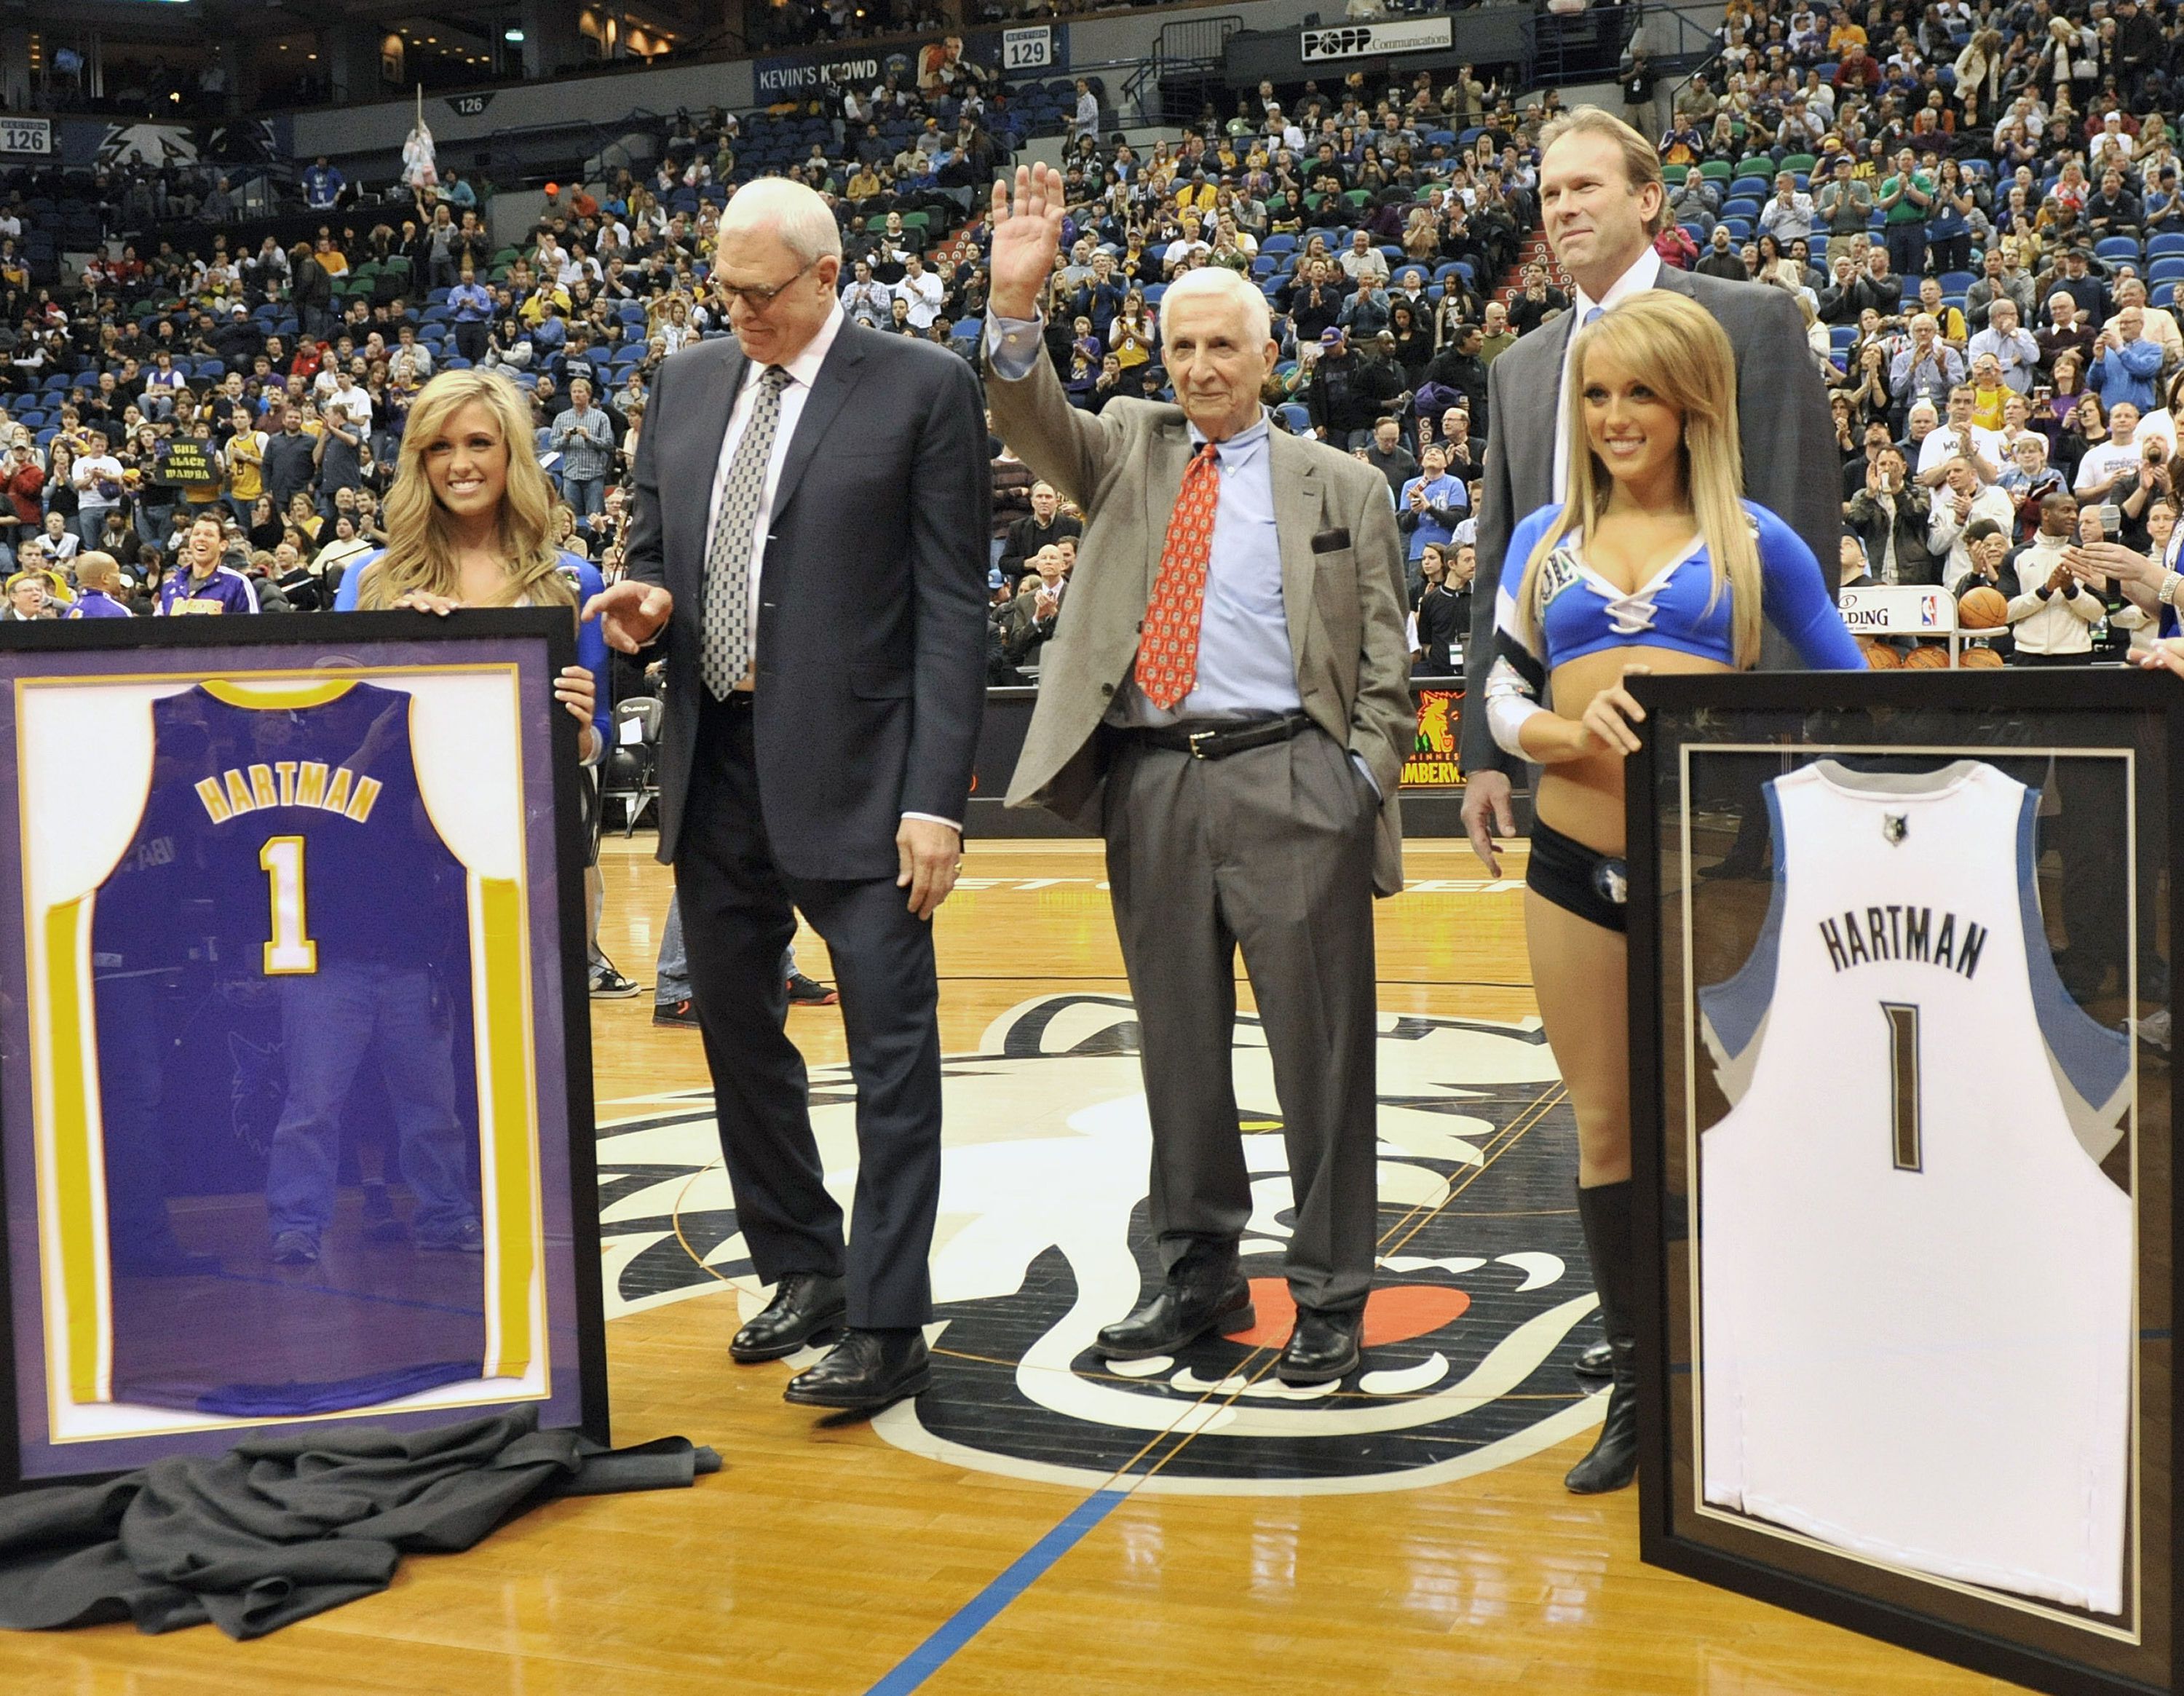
[[987, 310, 1300, 728]]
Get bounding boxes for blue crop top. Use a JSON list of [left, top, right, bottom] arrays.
[[1484, 501, 1861, 752]]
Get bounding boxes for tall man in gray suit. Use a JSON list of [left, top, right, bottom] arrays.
[[984, 164, 1415, 1385], [587, 178, 989, 1414], [1463, 107, 1842, 875], [1458, 108, 1842, 1389]]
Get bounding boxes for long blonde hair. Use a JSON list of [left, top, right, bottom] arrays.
[[1515, 290, 1762, 667], [360, 369, 573, 609]]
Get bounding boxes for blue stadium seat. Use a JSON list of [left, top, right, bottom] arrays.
[[2096, 236, 2142, 262], [1723, 218, 1754, 241], [2155, 282, 2178, 309], [1938, 271, 1977, 294], [1730, 176, 1770, 199], [2151, 256, 2184, 284], [1278, 403, 1310, 434], [2150, 234, 2184, 259], [1262, 234, 1297, 255]]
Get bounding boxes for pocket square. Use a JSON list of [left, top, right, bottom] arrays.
[[1310, 527, 1352, 553]]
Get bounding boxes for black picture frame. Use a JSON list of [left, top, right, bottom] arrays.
[[1626, 668, 2183, 1696], [0, 611, 606, 1491]]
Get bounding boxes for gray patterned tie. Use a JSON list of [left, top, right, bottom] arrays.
[[701, 364, 793, 699]]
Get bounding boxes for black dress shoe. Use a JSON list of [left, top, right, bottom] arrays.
[[1096, 1269, 1254, 1360], [1574, 1338, 1614, 1380], [730, 1271, 847, 1363], [1277, 1307, 1364, 1385], [783, 1328, 930, 1411]]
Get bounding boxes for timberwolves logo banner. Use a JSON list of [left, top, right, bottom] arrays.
[[597, 995, 1602, 1494]]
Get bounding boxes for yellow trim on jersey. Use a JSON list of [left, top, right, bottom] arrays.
[[199, 678, 358, 710], [473, 874, 538, 1380], [21, 666, 551, 1440], [41, 897, 110, 1406]]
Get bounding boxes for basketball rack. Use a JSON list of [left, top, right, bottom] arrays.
[[1836, 583, 1983, 665]]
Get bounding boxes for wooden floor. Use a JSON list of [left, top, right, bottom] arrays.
[[0, 836, 2034, 1695]]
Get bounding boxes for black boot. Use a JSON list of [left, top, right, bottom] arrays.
[[1565, 1179, 1639, 1495]]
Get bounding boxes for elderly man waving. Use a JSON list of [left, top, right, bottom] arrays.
[[981, 162, 1414, 1387]]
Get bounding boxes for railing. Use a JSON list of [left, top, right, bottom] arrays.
[[473, 110, 667, 194], [1123, 14, 1243, 129], [1530, 2, 1639, 90]]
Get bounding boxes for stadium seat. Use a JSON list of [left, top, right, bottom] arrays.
[[1278, 403, 1310, 434], [1938, 271, 1977, 294], [1730, 176, 1770, 199], [2155, 282, 2178, 309], [1781, 154, 1816, 175], [2149, 256, 2184, 284], [2096, 236, 2142, 262], [1700, 160, 1733, 181]]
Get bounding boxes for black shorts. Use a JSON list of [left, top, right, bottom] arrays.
[[1525, 815, 1629, 934]]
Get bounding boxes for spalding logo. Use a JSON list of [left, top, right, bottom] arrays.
[[597, 994, 1604, 1494]]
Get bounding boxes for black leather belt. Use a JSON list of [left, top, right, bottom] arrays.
[[1120, 713, 1315, 760]]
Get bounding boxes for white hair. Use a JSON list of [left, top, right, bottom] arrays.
[[1158, 266, 1273, 349], [721, 176, 842, 263]]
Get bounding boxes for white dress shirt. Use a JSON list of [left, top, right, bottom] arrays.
[[1554, 247, 1663, 496], [703, 303, 957, 831]]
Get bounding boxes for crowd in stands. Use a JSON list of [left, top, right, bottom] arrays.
[[5, 0, 2184, 682]]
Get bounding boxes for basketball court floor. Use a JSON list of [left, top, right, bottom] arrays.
[[0, 836, 2033, 1694]]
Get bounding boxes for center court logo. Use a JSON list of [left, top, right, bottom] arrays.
[[596, 994, 1603, 1494]]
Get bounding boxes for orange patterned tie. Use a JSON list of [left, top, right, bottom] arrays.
[[1136, 443, 1222, 710]]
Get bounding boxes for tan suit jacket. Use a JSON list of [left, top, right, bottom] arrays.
[[989, 347, 1415, 895]]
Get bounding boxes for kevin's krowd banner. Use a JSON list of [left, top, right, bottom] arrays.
[[1299, 17, 1456, 62]]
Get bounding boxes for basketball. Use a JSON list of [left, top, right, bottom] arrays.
[[1860, 639, 1903, 669], [1904, 643, 1952, 669], [1959, 644, 2006, 667], [1958, 587, 2009, 629]]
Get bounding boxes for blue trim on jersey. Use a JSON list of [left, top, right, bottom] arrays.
[[1697, 783, 1789, 1061], [337, 549, 612, 753], [2017, 789, 2132, 1109]]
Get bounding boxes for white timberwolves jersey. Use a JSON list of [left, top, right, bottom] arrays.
[[1698, 760, 2132, 1614]]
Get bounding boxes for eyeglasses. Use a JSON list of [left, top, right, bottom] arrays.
[[716, 258, 818, 313]]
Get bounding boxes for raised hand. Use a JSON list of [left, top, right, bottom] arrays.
[[989, 162, 1067, 320]]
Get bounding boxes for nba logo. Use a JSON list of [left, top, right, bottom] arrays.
[[1920, 596, 1939, 627]]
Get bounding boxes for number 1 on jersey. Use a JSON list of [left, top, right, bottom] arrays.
[[1882, 1002, 1921, 1171], [259, 836, 319, 975]]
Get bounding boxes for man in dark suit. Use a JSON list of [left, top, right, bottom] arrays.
[[1462, 106, 1840, 874], [587, 177, 990, 1413]]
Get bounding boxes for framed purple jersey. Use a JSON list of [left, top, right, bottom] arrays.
[[0, 613, 604, 1486]]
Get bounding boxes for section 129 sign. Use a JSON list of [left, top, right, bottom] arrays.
[[1003, 26, 1051, 70]]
